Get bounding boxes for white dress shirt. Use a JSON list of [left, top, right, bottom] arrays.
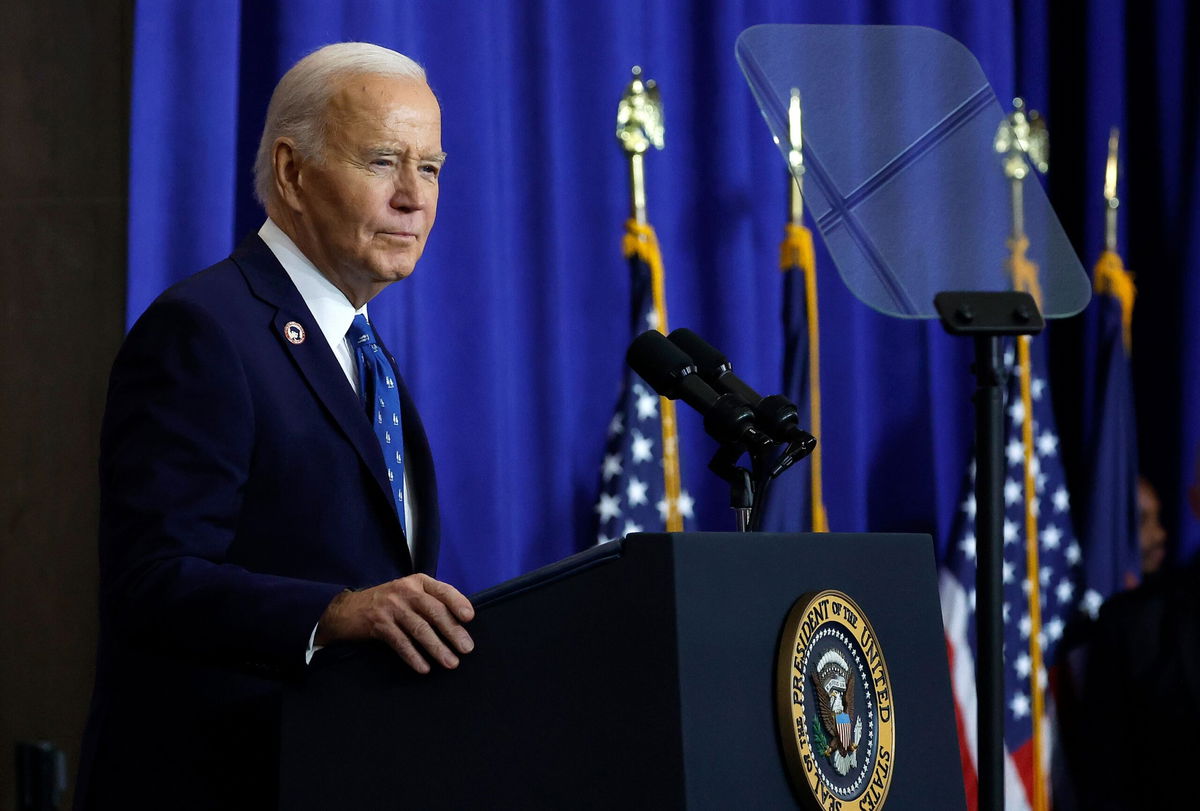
[[257, 219, 417, 662]]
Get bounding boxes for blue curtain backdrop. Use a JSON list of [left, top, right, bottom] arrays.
[[128, 0, 1199, 595]]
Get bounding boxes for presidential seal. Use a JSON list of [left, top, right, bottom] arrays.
[[776, 589, 896, 810]]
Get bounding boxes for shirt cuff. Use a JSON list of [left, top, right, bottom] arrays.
[[305, 622, 323, 665]]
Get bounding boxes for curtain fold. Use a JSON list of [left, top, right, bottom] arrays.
[[127, 0, 1199, 592]]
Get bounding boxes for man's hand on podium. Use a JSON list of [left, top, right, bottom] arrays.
[[315, 574, 476, 674]]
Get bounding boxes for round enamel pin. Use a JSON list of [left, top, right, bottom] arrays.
[[283, 321, 306, 345]]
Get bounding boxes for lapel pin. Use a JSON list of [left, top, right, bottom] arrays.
[[283, 321, 306, 345]]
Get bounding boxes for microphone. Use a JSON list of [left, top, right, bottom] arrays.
[[625, 331, 773, 452], [667, 328, 816, 453]]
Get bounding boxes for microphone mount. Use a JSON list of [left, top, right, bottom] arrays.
[[625, 328, 820, 531]]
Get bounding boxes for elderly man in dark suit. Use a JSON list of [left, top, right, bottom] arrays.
[[76, 43, 474, 810]]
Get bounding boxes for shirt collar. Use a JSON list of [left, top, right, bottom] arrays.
[[258, 218, 367, 351]]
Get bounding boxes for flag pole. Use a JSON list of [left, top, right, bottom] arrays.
[[1095, 129, 1136, 352], [1104, 128, 1120, 254], [617, 67, 683, 532], [782, 89, 828, 533], [996, 97, 1050, 811], [936, 100, 1050, 811]]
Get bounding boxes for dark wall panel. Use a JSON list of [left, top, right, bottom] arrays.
[[0, 1, 130, 808]]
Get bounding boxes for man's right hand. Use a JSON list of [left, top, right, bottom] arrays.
[[315, 575, 475, 674]]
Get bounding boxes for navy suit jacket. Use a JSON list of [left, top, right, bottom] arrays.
[[76, 234, 439, 809]]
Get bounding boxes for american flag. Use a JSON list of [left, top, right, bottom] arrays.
[[594, 222, 692, 544], [939, 335, 1083, 810]]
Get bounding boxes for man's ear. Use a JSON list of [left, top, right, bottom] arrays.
[[272, 138, 304, 211]]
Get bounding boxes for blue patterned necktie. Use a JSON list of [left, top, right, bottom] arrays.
[[347, 314, 408, 538]]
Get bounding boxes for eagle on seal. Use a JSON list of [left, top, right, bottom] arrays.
[[812, 649, 857, 757]]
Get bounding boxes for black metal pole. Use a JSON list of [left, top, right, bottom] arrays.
[[936, 290, 1043, 811], [973, 334, 1005, 811]]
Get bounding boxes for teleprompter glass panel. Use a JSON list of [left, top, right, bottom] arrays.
[[737, 24, 1090, 319]]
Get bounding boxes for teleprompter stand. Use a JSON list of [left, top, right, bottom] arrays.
[[935, 291, 1044, 811]]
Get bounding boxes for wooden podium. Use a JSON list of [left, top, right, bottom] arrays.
[[280, 533, 966, 809]]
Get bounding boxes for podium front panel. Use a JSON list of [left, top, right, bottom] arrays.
[[280, 533, 965, 809]]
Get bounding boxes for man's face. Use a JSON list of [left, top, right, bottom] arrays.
[[291, 74, 443, 301], [1137, 477, 1167, 575]]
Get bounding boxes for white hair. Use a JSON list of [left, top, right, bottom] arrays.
[[253, 42, 427, 206]]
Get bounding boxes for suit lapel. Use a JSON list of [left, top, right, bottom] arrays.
[[230, 235, 412, 569]]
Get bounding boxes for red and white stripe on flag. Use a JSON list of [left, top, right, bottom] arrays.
[[940, 571, 1036, 811]]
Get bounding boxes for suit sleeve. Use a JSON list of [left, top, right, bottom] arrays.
[[98, 296, 346, 669]]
